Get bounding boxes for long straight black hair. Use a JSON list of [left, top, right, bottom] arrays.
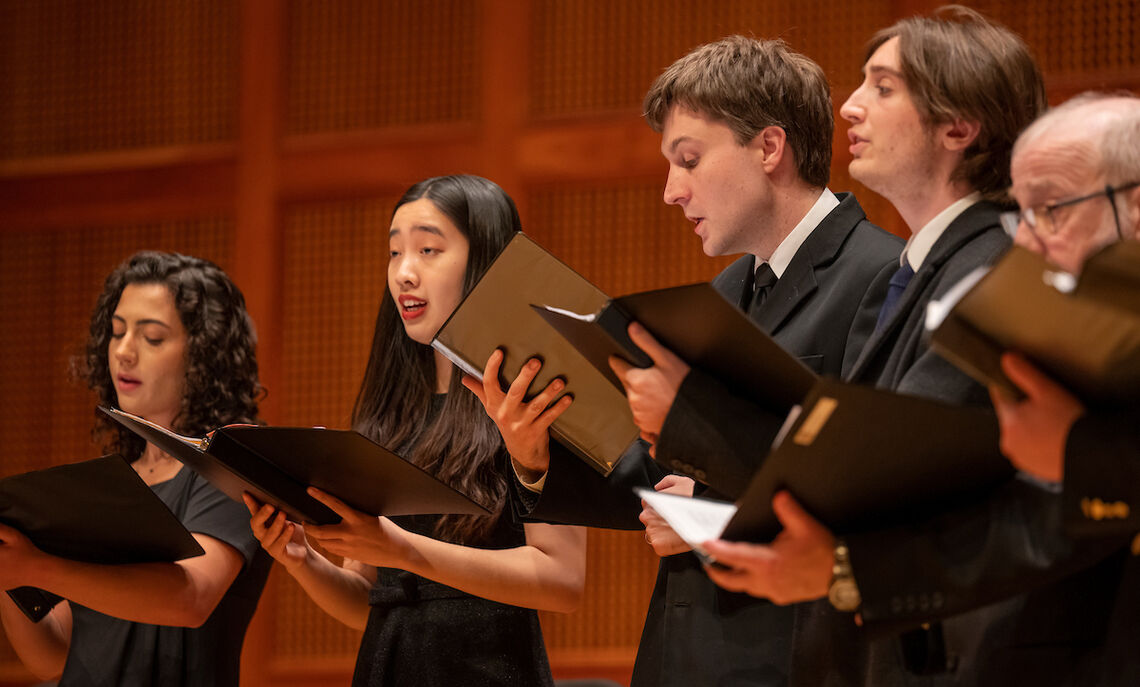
[[351, 175, 518, 544]]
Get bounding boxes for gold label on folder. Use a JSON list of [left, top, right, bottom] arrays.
[[793, 397, 838, 446], [1081, 497, 1130, 521]]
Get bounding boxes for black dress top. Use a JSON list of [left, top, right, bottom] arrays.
[[59, 466, 272, 687], [351, 394, 554, 687]]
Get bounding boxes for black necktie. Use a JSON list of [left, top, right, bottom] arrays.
[[874, 262, 916, 332], [749, 263, 778, 317]]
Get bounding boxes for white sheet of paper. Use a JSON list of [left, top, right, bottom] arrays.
[[635, 487, 738, 550]]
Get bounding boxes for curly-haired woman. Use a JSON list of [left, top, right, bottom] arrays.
[[0, 251, 272, 686]]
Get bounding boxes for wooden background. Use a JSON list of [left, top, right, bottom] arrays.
[[0, 1, 1136, 684]]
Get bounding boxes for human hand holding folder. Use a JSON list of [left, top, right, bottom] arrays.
[[989, 352, 1085, 483], [305, 488, 413, 570], [244, 493, 312, 573], [639, 475, 696, 557], [463, 349, 573, 481], [609, 323, 691, 450], [702, 491, 835, 605]]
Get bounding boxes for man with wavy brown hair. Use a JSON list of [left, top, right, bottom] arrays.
[[477, 34, 902, 687], [698, 7, 1081, 685]]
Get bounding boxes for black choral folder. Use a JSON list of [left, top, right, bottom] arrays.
[[532, 282, 817, 414], [720, 378, 1013, 542], [102, 408, 490, 526], [1, 454, 204, 621], [927, 243, 1140, 403], [431, 232, 640, 475]]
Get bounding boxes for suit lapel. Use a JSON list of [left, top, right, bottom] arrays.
[[847, 200, 1003, 381], [757, 193, 866, 334], [712, 255, 756, 311]]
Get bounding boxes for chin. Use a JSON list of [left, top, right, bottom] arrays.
[[699, 236, 726, 258], [848, 163, 886, 195], [401, 322, 435, 346]]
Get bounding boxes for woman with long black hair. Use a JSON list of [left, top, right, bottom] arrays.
[[246, 174, 585, 686]]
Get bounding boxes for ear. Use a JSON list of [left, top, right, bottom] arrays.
[[748, 125, 788, 174], [938, 117, 982, 153]]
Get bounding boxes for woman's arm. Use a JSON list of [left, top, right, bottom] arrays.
[[0, 522, 243, 628], [306, 489, 587, 613], [245, 495, 375, 630], [0, 592, 72, 680]]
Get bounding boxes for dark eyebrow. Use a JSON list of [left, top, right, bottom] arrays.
[[866, 65, 904, 79], [389, 224, 446, 238], [667, 136, 694, 154], [111, 314, 171, 329]]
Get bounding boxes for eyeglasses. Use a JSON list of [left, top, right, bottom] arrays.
[[1000, 180, 1140, 241]]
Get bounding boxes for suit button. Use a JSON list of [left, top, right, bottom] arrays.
[[694, 469, 707, 481], [890, 596, 903, 613], [905, 595, 917, 612], [670, 459, 683, 470], [919, 594, 930, 612], [682, 464, 694, 475], [932, 592, 944, 609]]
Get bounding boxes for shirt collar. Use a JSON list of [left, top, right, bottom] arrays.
[[901, 192, 981, 271], [755, 188, 840, 278]]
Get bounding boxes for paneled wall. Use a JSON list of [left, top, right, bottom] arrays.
[[1, 1, 1137, 685]]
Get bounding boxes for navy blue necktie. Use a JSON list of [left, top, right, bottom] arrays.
[[874, 262, 915, 332]]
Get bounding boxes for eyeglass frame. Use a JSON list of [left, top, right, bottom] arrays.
[[1000, 179, 1140, 242]]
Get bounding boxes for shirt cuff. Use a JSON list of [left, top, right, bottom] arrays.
[[512, 460, 548, 493]]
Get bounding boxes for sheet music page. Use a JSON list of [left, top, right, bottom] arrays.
[[635, 487, 738, 549]]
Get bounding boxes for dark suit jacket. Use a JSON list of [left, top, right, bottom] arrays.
[[1064, 407, 1140, 536], [513, 193, 902, 687], [840, 202, 1138, 685]]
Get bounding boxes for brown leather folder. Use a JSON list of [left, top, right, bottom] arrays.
[[102, 408, 490, 526], [928, 243, 1140, 403], [432, 232, 639, 475]]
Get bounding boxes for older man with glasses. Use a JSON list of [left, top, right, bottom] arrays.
[[993, 93, 1140, 519]]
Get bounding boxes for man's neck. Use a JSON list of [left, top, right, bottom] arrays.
[[893, 179, 977, 236], [749, 183, 826, 260]]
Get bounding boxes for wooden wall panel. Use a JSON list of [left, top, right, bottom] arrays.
[[286, 0, 479, 135], [531, 0, 895, 120], [972, 0, 1139, 89], [0, 0, 237, 159]]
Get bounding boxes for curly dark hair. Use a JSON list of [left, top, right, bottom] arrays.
[[352, 175, 517, 545], [82, 251, 262, 461]]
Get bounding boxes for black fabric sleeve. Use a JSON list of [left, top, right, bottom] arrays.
[[180, 473, 261, 566], [509, 439, 665, 530], [654, 369, 785, 500], [1063, 407, 1140, 537], [848, 476, 1128, 636]]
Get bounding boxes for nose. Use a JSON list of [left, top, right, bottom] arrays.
[[663, 166, 689, 207], [393, 254, 419, 288], [111, 332, 137, 366], [839, 87, 864, 124]]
